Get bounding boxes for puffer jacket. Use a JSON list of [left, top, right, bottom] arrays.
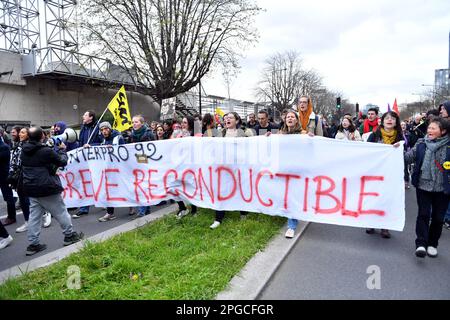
[[19, 141, 67, 197]]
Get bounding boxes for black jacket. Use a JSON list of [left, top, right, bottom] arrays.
[[0, 140, 10, 184], [20, 141, 68, 197]]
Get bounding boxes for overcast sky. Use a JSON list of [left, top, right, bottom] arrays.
[[202, 0, 450, 112]]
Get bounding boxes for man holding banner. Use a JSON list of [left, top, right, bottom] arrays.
[[72, 86, 132, 219], [128, 115, 155, 217], [72, 110, 102, 219]]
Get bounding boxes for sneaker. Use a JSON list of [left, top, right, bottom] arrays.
[[129, 208, 137, 216], [285, 228, 295, 239], [16, 221, 28, 233], [427, 246, 438, 258], [0, 235, 13, 250], [72, 211, 88, 219], [415, 246, 426, 258], [380, 229, 391, 239], [176, 210, 189, 219], [98, 213, 116, 222], [26, 243, 47, 256], [42, 212, 51, 228], [63, 232, 84, 246], [365, 228, 375, 234], [444, 221, 450, 230], [1, 218, 16, 226], [209, 221, 221, 229]]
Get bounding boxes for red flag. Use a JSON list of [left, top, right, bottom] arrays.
[[393, 98, 399, 115]]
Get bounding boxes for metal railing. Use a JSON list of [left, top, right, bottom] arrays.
[[21, 46, 137, 86]]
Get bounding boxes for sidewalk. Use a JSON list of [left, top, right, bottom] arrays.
[[0, 204, 178, 285]]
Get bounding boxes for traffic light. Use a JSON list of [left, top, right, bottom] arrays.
[[336, 97, 341, 109]]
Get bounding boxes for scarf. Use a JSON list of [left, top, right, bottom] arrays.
[[421, 136, 449, 186], [299, 100, 313, 130], [132, 125, 148, 141], [363, 118, 378, 134], [380, 128, 397, 145]]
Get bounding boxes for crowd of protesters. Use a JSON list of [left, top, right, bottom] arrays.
[[0, 98, 449, 260]]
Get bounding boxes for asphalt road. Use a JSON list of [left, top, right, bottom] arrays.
[[0, 202, 173, 272], [258, 187, 450, 299]]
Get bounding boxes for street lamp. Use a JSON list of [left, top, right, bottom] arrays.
[[198, 27, 222, 116]]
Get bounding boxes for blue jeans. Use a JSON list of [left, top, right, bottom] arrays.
[[78, 205, 90, 213], [137, 206, 151, 217], [28, 194, 74, 246], [445, 202, 450, 222], [287, 218, 298, 230]]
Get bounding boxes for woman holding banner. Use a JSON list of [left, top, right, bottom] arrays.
[[335, 118, 362, 141], [366, 111, 404, 239], [284, 98, 324, 238], [404, 116, 450, 258], [209, 112, 253, 229], [279, 110, 304, 238], [174, 116, 199, 219]]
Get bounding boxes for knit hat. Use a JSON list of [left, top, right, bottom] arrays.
[[54, 121, 67, 135], [99, 121, 112, 130]]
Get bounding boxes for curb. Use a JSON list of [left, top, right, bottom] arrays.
[[215, 220, 310, 300], [0, 204, 178, 285]]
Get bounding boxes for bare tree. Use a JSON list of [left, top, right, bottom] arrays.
[[400, 99, 434, 120], [78, 0, 262, 104], [422, 86, 450, 108], [255, 51, 323, 112]]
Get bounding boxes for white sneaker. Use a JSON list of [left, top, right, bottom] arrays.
[[176, 210, 188, 219], [98, 213, 116, 222], [285, 228, 295, 239], [0, 235, 13, 250], [415, 246, 426, 258], [16, 221, 28, 233], [42, 212, 52, 228], [209, 221, 221, 229], [427, 246, 438, 258]]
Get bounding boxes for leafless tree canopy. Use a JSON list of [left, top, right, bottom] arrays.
[[255, 51, 322, 111], [79, 0, 261, 103]]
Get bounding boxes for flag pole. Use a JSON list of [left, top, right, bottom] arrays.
[[86, 106, 109, 145]]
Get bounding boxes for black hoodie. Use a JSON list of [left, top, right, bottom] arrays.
[[20, 141, 68, 197]]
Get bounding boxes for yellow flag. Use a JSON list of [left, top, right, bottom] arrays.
[[107, 85, 132, 132], [215, 106, 225, 117]]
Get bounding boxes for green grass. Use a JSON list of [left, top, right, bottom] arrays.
[[0, 209, 285, 300]]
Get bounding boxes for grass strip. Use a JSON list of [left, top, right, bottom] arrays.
[[0, 208, 285, 299]]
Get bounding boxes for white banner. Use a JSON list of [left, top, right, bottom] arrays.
[[59, 135, 405, 231]]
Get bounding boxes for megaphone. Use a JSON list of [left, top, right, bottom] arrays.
[[47, 128, 78, 147]]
